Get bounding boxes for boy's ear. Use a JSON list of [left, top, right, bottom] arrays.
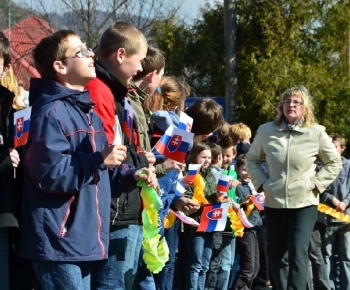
[[53, 60, 67, 75], [146, 70, 157, 83], [114, 48, 126, 64], [0, 64, 10, 77]]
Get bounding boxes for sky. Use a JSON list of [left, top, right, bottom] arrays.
[[14, 0, 219, 19], [179, 0, 218, 19]]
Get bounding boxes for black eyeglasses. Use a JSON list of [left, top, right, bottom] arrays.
[[63, 48, 93, 60], [282, 99, 303, 106]]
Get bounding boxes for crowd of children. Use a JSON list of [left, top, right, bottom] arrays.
[[0, 20, 349, 290]]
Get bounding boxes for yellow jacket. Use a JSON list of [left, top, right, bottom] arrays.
[[246, 122, 342, 209]]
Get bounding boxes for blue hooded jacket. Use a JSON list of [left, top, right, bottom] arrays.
[[20, 78, 119, 261]]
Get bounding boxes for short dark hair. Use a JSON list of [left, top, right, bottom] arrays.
[[0, 32, 11, 67], [33, 30, 79, 80], [206, 142, 222, 164], [185, 98, 224, 135], [218, 136, 235, 151], [235, 153, 246, 170], [133, 46, 165, 81]]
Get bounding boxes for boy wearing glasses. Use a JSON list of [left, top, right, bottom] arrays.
[[19, 30, 157, 288]]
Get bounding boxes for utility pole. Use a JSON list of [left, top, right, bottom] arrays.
[[224, 0, 236, 123]]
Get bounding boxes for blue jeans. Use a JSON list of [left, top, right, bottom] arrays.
[[0, 228, 9, 290], [216, 235, 236, 289], [32, 260, 91, 290], [155, 220, 180, 290], [132, 248, 156, 290], [205, 233, 236, 290], [185, 231, 214, 290], [324, 223, 350, 290], [308, 223, 330, 290], [91, 224, 143, 290]]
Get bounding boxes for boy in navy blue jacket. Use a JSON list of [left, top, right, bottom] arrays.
[[232, 154, 262, 290], [19, 30, 157, 289]]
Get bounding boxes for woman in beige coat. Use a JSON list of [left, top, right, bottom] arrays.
[[246, 85, 342, 290]]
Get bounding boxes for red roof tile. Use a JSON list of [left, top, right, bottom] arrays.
[[3, 15, 56, 89]]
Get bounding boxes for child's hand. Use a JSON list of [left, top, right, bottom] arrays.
[[180, 174, 194, 187], [242, 195, 253, 204], [175, 197, 200, 215], [217, 192, 229, 202], [134, 167, 158, 189], [229, 179, 241, 188]]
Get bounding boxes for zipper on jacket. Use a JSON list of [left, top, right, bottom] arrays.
[[60, 196, 75, 237], [87, 110, 105, 259], [112, 198, 120, 225]]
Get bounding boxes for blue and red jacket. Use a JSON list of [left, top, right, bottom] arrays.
[[19, 78, 133, 261]]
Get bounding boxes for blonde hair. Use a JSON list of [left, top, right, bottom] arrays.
[[98, 22, 147, 60], [143, 75, 190, 114], [0, 66, 24, 110], [229, 123, 251, 144], [274, 85, 317, 127]]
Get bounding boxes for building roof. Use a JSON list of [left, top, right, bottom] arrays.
[[3, 15, 56, 89]]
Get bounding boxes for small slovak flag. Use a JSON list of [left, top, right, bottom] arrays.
[[152, 125, 194, 163], [13, 106, 32, 148], [186, 163, 202, 182], [216, 174, 233, 193], [171, 210, 199, 227], [197, 202, 229, 232], [178, 112, 193, 132], [123, 99, 134, 145], [251, 193, 265, 210], [175, 180, 186, 196]]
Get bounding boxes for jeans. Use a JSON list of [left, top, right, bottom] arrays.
[[206, 233, 236, 290], [185, 231, 214, 290], [229, 251, 240, 289], [324, 222, 350, 290], [32, 260, 91, 290], [91, 224, 143, 290], [155, 220, 181, 290], [308, 223, 330, 290], [265, 205, 318, 290], [133, 248, 156, 290], [0, 228, 9, 290]]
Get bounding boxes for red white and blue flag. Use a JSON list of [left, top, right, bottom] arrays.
[[187, 163, 202, 182], [172, 210, 199, 227], [239, 208, 254, 228], [152, 125, 194, 163], [197, 202, 229, 232], [175, 180, 186, 196], [216, 174, 233, 193], [178, 112, 193, 132], [13, 107, 31, 148], [251, 193, 265, 211], [123, 99, 134, 145]]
